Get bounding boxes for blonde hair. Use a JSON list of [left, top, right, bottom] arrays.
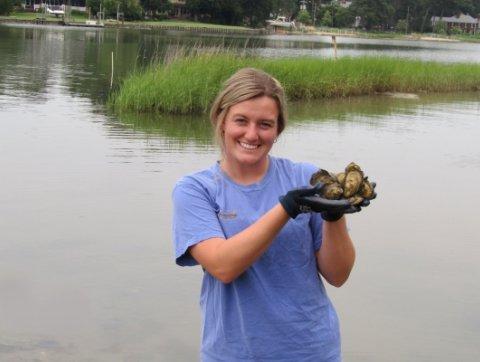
[[209, 68, 287, 149]]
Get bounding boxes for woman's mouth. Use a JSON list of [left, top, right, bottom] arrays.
[[239, 141, 260, 150]]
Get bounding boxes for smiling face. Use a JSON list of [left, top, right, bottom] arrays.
[[221, 96, 279, 176]]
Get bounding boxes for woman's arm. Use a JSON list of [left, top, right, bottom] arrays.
[[315, 216, 355, 287], [189, 204, 290, 284]]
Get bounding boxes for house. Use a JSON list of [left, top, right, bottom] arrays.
[[22, 0, 185, 16], [321, 0, 352, 8], [266, 17, 296, 33], [337, 0, 352, 8], [23, 0, 86, 12], [431, 13, 479, 33]]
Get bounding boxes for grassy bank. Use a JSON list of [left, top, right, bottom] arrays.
[[0, 10, 88, 22], [0, 14, 260, 33], [132, 19, 252, 31], [110, 55, 480, 115]]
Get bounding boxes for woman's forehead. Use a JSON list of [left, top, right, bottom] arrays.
[[227, 96, 279, 120]]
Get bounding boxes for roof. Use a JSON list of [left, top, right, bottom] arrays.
[[431, 13, 479, 24]]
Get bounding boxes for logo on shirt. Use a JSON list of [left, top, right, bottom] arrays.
[[218, 210, 237, 220]]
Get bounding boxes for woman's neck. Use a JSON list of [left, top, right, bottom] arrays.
[[220, 156, 270, 186]]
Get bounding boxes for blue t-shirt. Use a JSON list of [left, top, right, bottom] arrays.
[[172, 156, 341, 362]]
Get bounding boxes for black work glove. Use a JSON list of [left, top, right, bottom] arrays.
[[304, 181, 377, 222], [279, 183, 353, 220]]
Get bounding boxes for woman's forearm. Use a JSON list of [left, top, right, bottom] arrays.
[[190, 203, 290, 283], [316, 217, 356, 287]]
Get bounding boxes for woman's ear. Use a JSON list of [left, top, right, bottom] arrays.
[[220, 118, 226, 134]]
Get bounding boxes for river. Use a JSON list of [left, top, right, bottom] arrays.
[[1, 24, 479, 361]]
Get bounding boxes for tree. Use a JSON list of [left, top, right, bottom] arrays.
[[102, 0, 142, 20], [297, 9, 312, 25], [240, 0, 274, 28], [320, 10, 333, 27], [271, 0, 297, 18], [391, 0, 480, 33], [350, 0, 395, 30], [0, 0, 13, 15], [185, 0, 243, 25], [335, 6, 355, 28], [140, 0, 171, 17], [86, 0, 101, 17], [318, 2, 355, 28]]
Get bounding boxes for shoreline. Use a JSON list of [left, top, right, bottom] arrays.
[[0, 17, 476, 42], [311, 30, 460, 43], [0, 18, 267, 35]]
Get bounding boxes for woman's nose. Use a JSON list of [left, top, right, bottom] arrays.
[[244, 124, 259, 140]]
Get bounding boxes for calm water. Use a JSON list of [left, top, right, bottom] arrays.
[[1, 24, 480, 361]]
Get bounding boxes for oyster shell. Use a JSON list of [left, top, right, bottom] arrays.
[[309, 162, 376, 206], [343, 162, 364, 198], [323, 182, 344, 199], [359, 179, 375, 199], [310, 169, 337, 186], [348, 195, 364, 206], [336, 172, 346, 186]]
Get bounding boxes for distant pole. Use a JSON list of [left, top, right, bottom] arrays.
[[332, 35, 337, 59], [110, 51, 114, 89]]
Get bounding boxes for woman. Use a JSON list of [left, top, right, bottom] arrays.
[[172, 68, 369, 361]]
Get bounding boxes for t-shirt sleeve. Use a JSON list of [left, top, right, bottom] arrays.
[[172, 178, 226, 266]]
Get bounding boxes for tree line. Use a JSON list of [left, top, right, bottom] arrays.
[[184, 0, 480, 31], [2, 0, 480, 31]]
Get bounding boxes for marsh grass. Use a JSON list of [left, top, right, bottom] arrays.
[[110, 51, 480, 114]]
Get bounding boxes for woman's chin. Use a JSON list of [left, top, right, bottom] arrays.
[[237, 153, 268, 167]]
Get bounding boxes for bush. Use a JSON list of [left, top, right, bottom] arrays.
[[297, 9, 312, 25], [0, 0, 13, 15], [433, 20, 447, 35], [449, 26, 463, 35], [396, 19, 407, 33], [320, 10, 332, 27], [334, 6, 354, 28]]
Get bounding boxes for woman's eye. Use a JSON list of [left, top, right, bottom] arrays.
[[234, 118, 246, 124], [260, 122, 273, 129]]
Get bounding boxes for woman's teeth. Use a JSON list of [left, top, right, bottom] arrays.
[[239, 142, 259, 150]]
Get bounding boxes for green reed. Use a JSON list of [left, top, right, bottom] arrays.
[[110, 54, 480, 114]]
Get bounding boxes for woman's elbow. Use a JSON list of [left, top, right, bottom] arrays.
[[328, 277, 348, 288], [324, 271, 351, 288], [209, 267, 239, 284]]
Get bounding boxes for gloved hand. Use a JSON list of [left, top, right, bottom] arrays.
[[312, 182, 377, 221], [279, 183, 354, 220]]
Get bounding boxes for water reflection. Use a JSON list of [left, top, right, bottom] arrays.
[[109, 93, 480, 149], [1, 23, 480, 361], [290, 92, 480, 123], [113, 111, 213, 146]]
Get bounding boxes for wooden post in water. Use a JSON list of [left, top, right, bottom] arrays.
[[332, 35, 337, 59], [110, 52, 114, 89]]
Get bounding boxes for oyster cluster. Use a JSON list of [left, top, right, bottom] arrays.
[[310, 162, 375, 206]]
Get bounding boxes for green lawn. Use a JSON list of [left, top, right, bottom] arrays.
[[0, 13, 256, 30], [0, 11, 87, 22], [131, 19, 253, 31]]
